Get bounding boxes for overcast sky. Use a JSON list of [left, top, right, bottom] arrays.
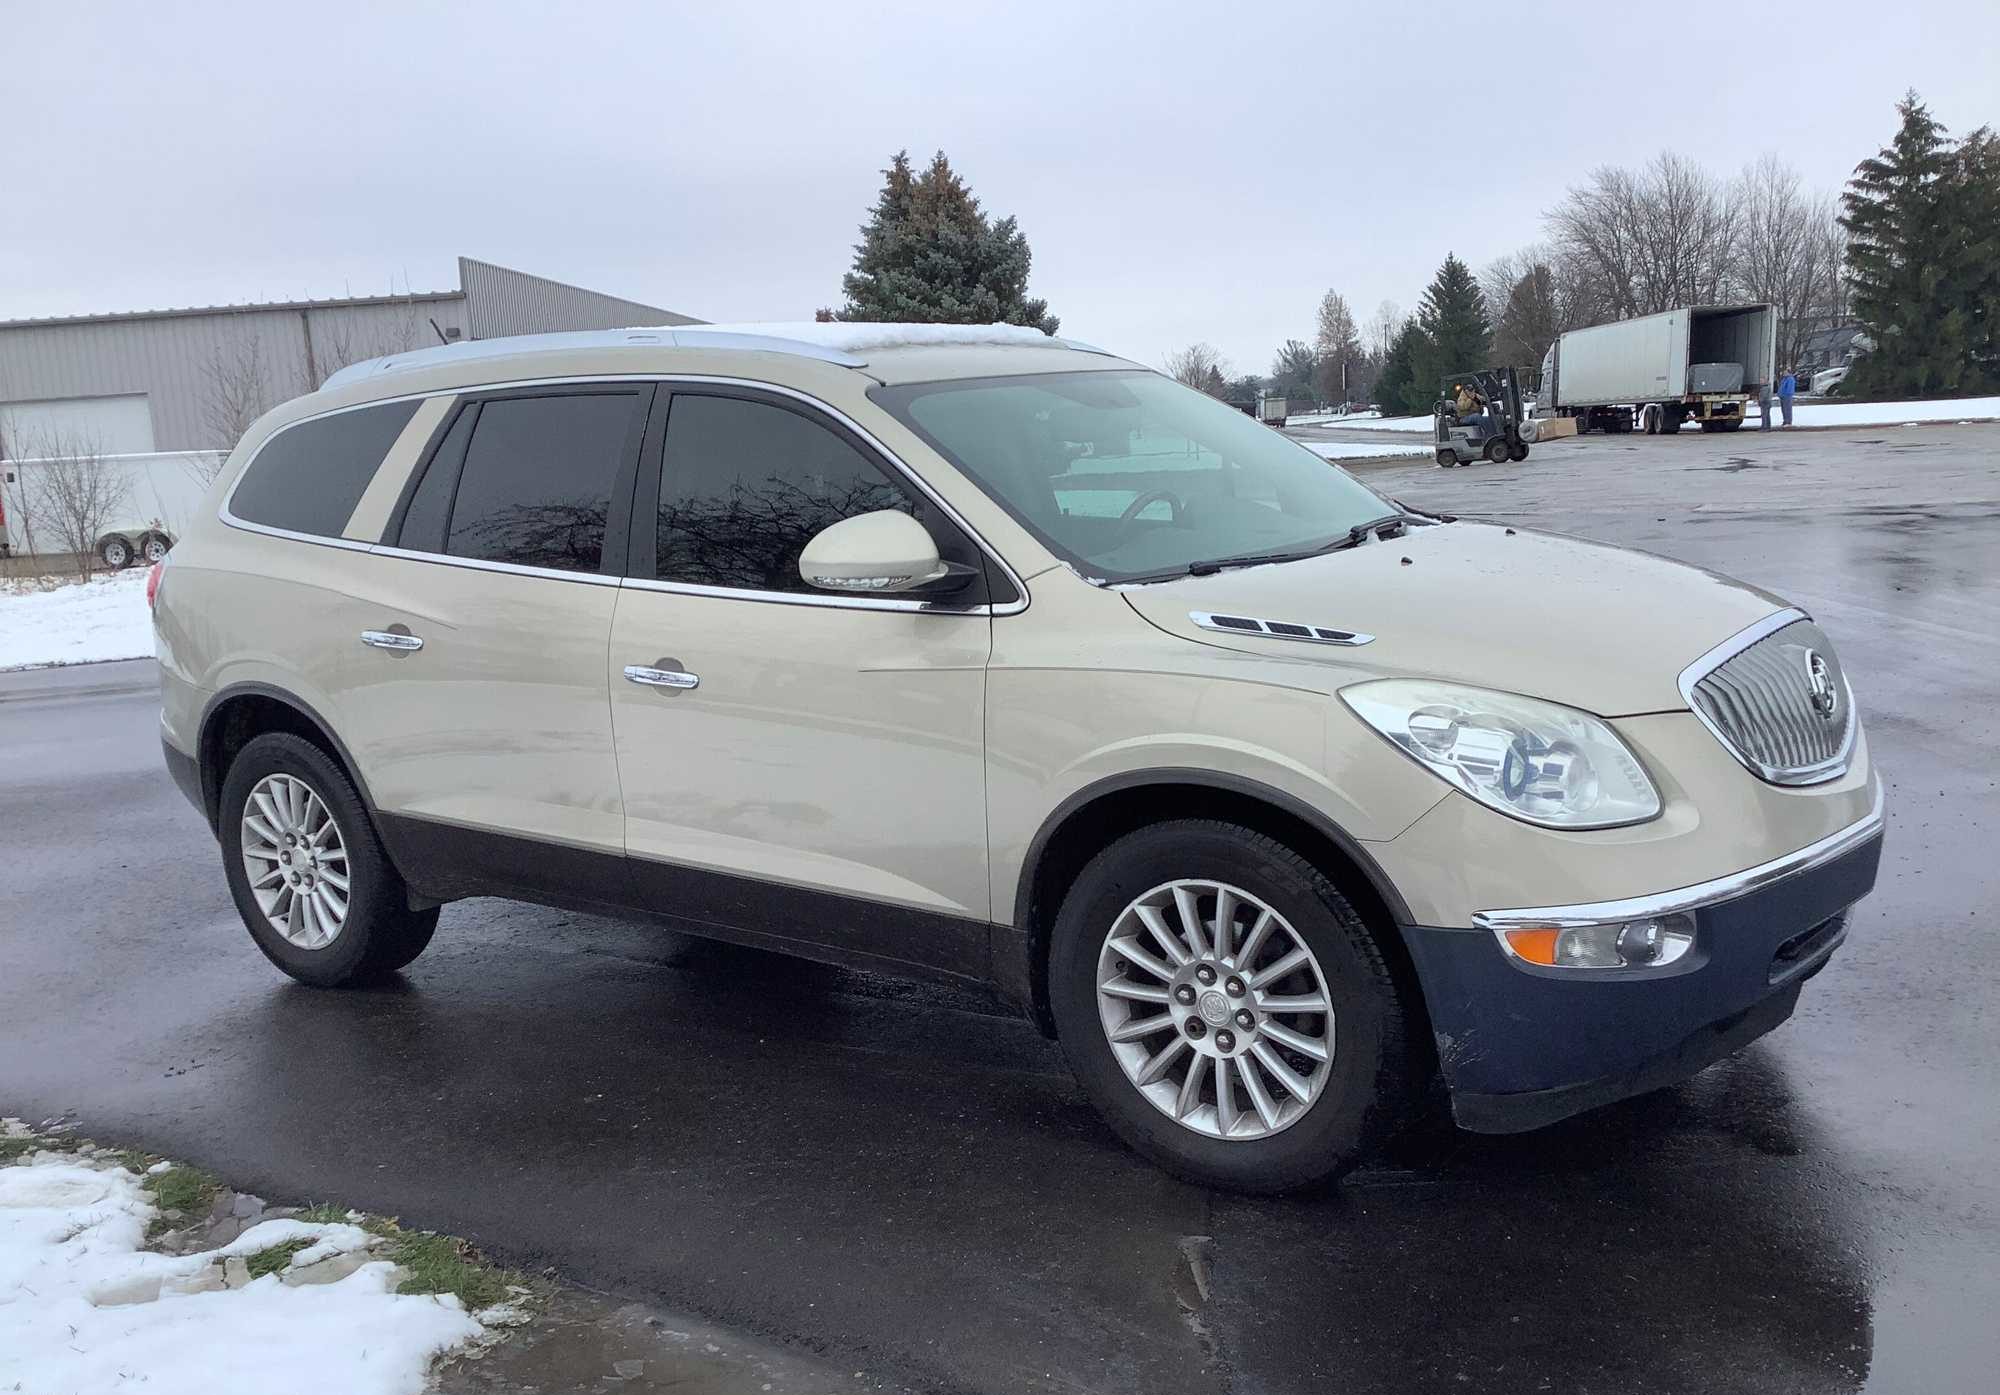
[[6, 1, 1995, 375]]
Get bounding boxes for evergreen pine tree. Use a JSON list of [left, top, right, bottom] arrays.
[[1413, 254, 1492, 392], [1841, 93, 1968, 395], [1375, 321, 1426, 416], [835, 151, 1058, 333], [1944, 126, 2000, 393]]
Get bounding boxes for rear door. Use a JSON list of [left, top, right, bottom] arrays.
[[338, 384, 654, 896], [607, 385, 996, 976]]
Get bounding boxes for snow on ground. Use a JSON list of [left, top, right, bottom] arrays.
[[1300, 439, 1431, 461], [1287, 410, 1383, 427], [1774, 394, 2000, 427], [0, 568, 153, 670], [1292, 395, 2000, 434], [0, 1144, 482, 1394]]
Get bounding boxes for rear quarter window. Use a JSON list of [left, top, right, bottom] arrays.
[[228, 400, 421, 537]]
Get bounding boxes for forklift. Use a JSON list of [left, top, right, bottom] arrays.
[[1433, 366, 1531, 467]]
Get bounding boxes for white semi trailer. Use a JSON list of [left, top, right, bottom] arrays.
[[1536, 304, 1777, 435]]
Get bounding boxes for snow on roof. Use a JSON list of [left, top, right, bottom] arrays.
[[320, 322, 1096, 391]]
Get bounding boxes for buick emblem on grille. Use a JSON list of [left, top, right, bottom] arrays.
[[1805, 650, 1838, 720]]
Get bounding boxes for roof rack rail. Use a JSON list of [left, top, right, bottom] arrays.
[[319, 322, 1111, 391]]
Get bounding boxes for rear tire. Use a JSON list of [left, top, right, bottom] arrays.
[[99, 534, 133, 569], [219, 732, 439, 987], [1049, 820, 1418, 1193], [1434, 448, 1457, 467]]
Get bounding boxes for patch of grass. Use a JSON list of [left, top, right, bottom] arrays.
[[245, 1237, 315, 1279], [366, 1218, 516, 1311], [295, 1202, 355, 1225], [142, 1163, 220, 1237], [0, 1136, 38, 1163]]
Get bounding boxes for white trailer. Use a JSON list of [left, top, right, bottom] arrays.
[[1536, 304, 1777, 435], [1, 450, 221, 566]]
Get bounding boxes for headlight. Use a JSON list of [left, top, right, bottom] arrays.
[[1341, 679, 1661, 829]]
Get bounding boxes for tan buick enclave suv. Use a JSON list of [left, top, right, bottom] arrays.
[[153, 324, 1883, 1191]]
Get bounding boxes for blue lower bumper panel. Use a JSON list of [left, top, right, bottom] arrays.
[[1399, 832, 1883, 1134]]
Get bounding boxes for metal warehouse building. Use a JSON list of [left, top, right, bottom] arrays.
[[0, 257, 698, 456]]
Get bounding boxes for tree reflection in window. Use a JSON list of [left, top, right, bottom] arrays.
[[656, 396, 914, 593], [454, 498, 610, 573]]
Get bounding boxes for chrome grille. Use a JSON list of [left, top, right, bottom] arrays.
[[1683, 615, 1854, 786]]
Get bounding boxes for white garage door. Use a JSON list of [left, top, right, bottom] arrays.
[[0, 394, 156, 457]]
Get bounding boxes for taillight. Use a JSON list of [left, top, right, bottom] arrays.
[[146, 558, 166, 610]]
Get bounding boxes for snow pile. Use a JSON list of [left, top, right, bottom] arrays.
[[0, 1150, 482, 1394], [0, 568, 153, 670], [666, 321, 1062, 354], [1773, 394, 2000, 428], [1288, 409, 1383, 426], [1300, 439, 1430, 462]]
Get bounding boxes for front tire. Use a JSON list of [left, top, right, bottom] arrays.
[[1049, 820, 1418, 1192], [220, 732, 438, 986]]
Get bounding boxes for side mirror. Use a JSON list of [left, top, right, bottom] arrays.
[[798, 510, 974, 596]]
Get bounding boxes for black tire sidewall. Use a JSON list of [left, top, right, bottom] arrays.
[[1049, 822, 1410, 1192], [218, 732, 416, 987]]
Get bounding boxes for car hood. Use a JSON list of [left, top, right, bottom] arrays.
[[1118, 521, 1788, 715]]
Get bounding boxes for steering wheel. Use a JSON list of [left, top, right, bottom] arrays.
[[1118, 488, 1185, 527]]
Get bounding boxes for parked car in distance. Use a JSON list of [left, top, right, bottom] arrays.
[[153, 323, 1884, 1192], [1810, 365, 1850, 396]]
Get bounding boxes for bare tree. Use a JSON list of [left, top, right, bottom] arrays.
[[1313, 290, 1363, 403], [309, 300, 430, 387], [1366, 300, 1402, 362], [15, 427, 129, 580], [1163, 343, 1230, 396], [1732, 155, 1847, 366], [197, 335, 273, 477], [1549, 152, 1738, 317], [1482, 243, 1609, 367]]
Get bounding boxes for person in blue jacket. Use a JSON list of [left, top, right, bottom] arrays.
[[1777, 367, 1797, 427]]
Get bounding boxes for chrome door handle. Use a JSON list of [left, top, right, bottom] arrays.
[[360, 629, 424, 652], [623, 663, 699, 691]]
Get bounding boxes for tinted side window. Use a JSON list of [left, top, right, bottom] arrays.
[[230, 400, 420, 537], [445, 393, 642, 573], [394, 401, 476, 554], [655, 395, 914, 592]]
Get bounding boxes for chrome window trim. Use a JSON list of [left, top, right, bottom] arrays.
[[1676, 607, 1856, 787], [1472, 784, 1885, 931], [221, 373, 1031, 616], [1188, 610, 1374, 646], [364, 543, 624, 587], [618, 574, 996, 616]]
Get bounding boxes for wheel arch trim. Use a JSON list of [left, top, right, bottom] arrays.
[[1004, 768, 1417, 1030], [194, 682, 380, 833]]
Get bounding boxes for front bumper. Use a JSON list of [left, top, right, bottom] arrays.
[[1398, 796, 1885, 1133]]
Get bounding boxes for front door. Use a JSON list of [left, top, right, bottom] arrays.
[[608, 386, 994, 978]]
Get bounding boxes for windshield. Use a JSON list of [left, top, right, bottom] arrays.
[[871, 369, 1395, 583]]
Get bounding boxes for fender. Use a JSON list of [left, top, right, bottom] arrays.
[[1002, 767, 1417, 1029], [1014, 767, 1414, 931], [193, 681, 381, 832]]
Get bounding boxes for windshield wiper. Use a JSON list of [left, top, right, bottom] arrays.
[[1114, 514, 1423, 585]]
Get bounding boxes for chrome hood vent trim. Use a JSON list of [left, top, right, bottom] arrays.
[[1189, 611, 1374, 647]]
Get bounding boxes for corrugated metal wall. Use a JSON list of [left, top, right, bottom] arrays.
[[459, 257, 697, 338], [1, 259, 695, 454], [0, 296, 468, 452]]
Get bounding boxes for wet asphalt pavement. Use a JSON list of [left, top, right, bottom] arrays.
[[3, 422, 1997, 1393]]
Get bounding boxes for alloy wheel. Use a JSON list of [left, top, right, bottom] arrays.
[[239, 773, 351, 949], [1095, 879, 1335, 1140]]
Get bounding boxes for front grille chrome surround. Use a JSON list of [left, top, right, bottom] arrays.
[[1679, 609, 1856, 786]]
